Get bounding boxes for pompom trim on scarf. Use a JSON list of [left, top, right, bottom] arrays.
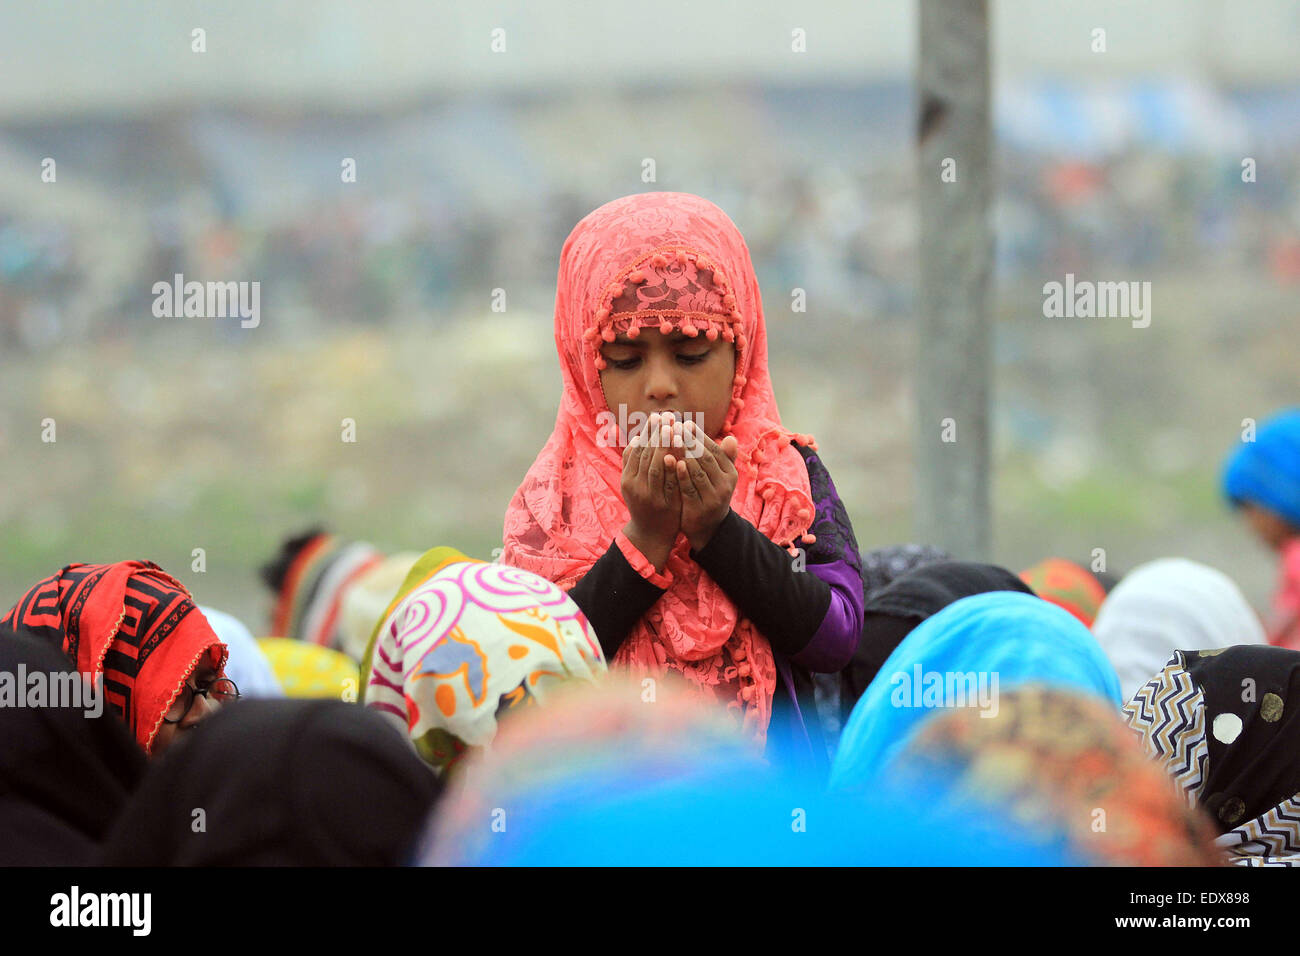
[[585, 244, 752, 430]]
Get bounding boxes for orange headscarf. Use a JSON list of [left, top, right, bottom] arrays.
[[1019, 557, 1108, 628], [502, 192, 815, 739]]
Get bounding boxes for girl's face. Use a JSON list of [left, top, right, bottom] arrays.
[[598, 328, 736, 442]]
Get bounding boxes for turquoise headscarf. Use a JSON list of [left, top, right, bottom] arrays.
[[426, 759, 1081, 866], [829, 591, 1122, 790]]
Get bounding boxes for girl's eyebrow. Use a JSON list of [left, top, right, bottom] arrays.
[[607, 331, 692, 346]]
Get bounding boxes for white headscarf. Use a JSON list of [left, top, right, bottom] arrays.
[[1092, 558, 1266, 702], [197, 605, 284, 698]]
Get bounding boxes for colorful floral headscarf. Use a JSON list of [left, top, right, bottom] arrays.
[[896, 685, 1224, 866], [501, 192, 816, 740], [3, 561, 227, 754], [361, 547, 606, 770]]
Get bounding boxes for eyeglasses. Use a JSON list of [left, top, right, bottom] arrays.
[[163, 677, 241, 724]]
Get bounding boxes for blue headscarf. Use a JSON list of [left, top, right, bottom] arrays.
[[1222, 407, 1300, 530], [428, 759, 1081, 866], [829, 591, 1122, 790]]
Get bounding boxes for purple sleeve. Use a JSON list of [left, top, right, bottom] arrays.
[[790, 560, 865, 672], [689, 444, 864, 670], [788, 445, 865, 673]]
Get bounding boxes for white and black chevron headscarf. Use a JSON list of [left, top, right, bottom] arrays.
[[1123, 644, 1300, 866]]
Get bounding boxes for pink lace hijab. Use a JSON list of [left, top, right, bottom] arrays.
[[502, 192, 816, 740]]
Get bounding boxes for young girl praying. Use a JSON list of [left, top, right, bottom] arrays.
[[502, 192, 864, 770]]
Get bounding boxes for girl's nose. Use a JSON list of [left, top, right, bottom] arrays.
[[643, 357, 679, 402]]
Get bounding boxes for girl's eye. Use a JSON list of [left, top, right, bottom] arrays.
[[677, 351, 710, 365], [606, 356, 640, 371]]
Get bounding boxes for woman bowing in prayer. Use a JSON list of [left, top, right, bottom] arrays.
[[1091, 557, 1265, 703], [893, 685, 1224, 866], [99, 698, 440, 866], [3, 560, 233, 756], [842, 559, 1035, 727], [360, 546, 607, 772], [1123, 644, 1300, 865], [1018, 557, 1113, 628], [830, 590, 1121, 790]]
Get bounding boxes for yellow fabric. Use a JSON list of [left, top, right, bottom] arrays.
[[257, 637, 361, 700]]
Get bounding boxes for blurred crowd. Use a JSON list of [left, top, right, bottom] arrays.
[[5, 86, 1300, 351]]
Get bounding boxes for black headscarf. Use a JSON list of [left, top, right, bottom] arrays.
[[1092, 568, 1121, 593], [842, 561, 1037, 724], [99, 698, 442, 865], [860, 544, 952, 598], [0, 624, 146, 865], [815, 545, 951, 751], [1124, 644, 1300, 864]]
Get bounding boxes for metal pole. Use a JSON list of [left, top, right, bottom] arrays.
[[914, 0, 993, 560]]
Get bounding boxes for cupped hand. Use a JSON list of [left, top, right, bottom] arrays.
[[671, 419, 739, 552]]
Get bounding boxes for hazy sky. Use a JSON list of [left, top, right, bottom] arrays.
[[0, 1, 1297, 118]]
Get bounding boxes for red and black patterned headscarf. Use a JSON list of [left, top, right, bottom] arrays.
[[3, 561, 227, 754]]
